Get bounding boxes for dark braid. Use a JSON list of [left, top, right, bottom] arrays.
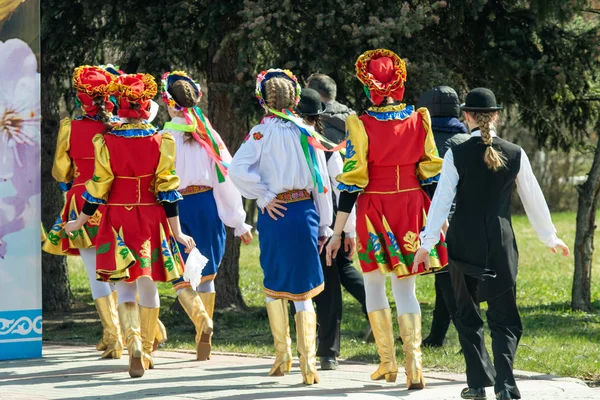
[[303, 115, 324, 134], [168, 80, 198, 108], [167, 80, 202, 144], [93, 96, 113, 128]]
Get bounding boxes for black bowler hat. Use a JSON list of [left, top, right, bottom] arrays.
[[417, 86, 461, 118], [297, 88, 326, 116], [460, 88, 503, 112]]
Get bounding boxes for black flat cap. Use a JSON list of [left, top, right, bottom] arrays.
[[417, 86, 461, 118]]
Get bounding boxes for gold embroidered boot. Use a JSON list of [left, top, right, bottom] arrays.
[[118, 302, 144, 378], [94, 294, 123, 359], [368, 308, 398, 382], [139, 306, 160, 370], [295, 310, 319, 385], [153, 319, 167, 352], [198, 292, 216, 359], [398, 313, 425, 390], [177, 288, 213, 361], [266, 299, 292, 376], [198, 292, 216, 319], [109, 292, 127, 348]]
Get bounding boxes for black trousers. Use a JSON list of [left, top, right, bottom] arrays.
[[427, 271, 458, 342], [290, 244, 368, 358], [450, 262, 522, 399]]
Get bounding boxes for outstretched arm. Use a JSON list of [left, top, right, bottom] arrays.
[[414, 150, 459, 270], [516, 149, 569, 256]]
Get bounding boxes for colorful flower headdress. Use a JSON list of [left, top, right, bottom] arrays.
[[161, 71, 227, 183], [255, 69, 301, 109], [355, 49, 407, 106], [161, 71, 201, 111], [109, 73, 157, 119], [254, 68, 346, 194], [72, 65, 116, 116]]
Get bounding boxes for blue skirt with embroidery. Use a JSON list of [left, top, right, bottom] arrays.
[[179, 190, 226, 283], [257, 198, 324, 301]]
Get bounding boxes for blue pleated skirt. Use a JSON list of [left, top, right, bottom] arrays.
[[256, 198, 324, 300], [179, 190, 226, 282]]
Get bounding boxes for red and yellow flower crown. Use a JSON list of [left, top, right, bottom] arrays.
[[73, 65, 115, 97], [109, 73, 158, 103], [355, 49, 407, 105]]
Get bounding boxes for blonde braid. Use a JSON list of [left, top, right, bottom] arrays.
[[265, 77, 296, 110], [474, 112, 506, 171]]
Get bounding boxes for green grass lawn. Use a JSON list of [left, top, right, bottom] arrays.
[[44, 212, 600, 385]]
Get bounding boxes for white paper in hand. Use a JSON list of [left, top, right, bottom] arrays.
[[183, 248, 209, 290]]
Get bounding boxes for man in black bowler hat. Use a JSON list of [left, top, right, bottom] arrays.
[[415, 88, 569, 400]]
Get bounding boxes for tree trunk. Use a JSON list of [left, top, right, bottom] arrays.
[[572, 134, 600, 311], [40, 44, 72, 312], [245, 199, 257, 226], [206, 36, 249, 311]]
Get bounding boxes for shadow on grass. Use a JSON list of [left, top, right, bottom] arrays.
[[518, 301, 600, 340]]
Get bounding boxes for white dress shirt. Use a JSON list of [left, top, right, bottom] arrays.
[[160, 117, 252, 237], [420, 130, 560, 251], [327, 151, 357, 238], [229, 117, 334, 237]]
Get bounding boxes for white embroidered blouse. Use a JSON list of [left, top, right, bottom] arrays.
[[229, 117, 334, 237], [420, 130, 561, 252], [160, 117, 252, 237]]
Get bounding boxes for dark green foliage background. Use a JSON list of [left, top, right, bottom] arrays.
[[39, 1, 600, 311], [41, 0, 599, 144]]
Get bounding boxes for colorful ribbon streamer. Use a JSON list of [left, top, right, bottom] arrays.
[[163, 107, 228, 183], [269, 108, 347, 194]]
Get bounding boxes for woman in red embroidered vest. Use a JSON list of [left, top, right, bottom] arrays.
[[229, 69, 333, 385], [326, 49, 448, 390], [65, 73, 195, 379], [43, 65, 123, 360], [159, 71, 253, 361]]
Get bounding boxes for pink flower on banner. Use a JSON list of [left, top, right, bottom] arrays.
[[0, 38, 40, 258], [0, 38, 40, 181]]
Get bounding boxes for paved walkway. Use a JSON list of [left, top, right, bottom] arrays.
[[0, 344, 598, 399]]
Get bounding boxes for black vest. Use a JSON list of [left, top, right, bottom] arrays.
[[447, 136, 522, 301]]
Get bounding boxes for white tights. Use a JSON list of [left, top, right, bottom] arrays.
[[265, 296, 315, 313], [363, 271, 421, 316], [80, 248, 115, 300], [115, 277, 160, 308], [196, 280, 215, 293]]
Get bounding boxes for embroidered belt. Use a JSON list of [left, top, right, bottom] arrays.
[[276, 189, 311, 203], [179, 185, 212, 196], [106, 174, 157, 206], [363, 165, 421, 194]]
